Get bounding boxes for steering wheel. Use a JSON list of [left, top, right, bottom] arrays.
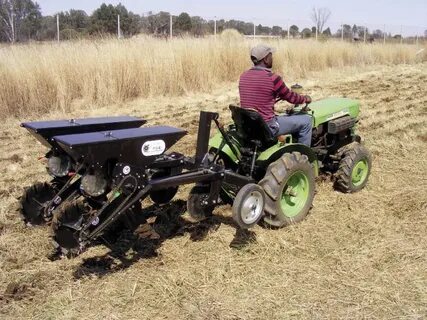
[[275, 97, 312, 115]]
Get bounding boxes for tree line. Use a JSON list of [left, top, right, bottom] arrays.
[[0, 1, 424, 42]]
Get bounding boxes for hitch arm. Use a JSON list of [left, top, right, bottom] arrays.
[[150, 169, 223, 190]]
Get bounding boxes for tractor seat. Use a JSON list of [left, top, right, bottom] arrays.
[[229, 105, 280, 150]]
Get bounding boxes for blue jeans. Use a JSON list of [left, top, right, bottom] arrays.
[[267, 114, 312, 146]]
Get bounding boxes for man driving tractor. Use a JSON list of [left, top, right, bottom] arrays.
[[239, 44, 312, 146]]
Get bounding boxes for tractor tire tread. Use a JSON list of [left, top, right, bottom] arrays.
[[260, 152, 315, 228], [335, 143, 372, 193]]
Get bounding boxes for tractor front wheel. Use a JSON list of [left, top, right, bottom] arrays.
[[334, 143, 372, 193], [232, 183, 265, 229], [259, 152, 315, 228]]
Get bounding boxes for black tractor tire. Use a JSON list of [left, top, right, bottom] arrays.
[[259, 152, 315, 228], [20, 182, 58, 225], [187, 185, 215, 222], [232, 183, 265, 229], [335, 143, 372, 193]]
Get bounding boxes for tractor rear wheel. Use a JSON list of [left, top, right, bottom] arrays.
[[259, 152, 315, 228], [335, 143, 372, 193], [187, 185, 215, 222]]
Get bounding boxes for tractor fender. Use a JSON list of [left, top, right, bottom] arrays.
[[256, 143, 319, 176], [208, 131, 240, 164]]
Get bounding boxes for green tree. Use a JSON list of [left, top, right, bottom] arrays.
[[141, 11, 170, 35], [271, 25, 282, 36], [322, 27, 331, 37], [56, 9, 89, 39], [175, 12, 191, 33], [336, 24, 352, 38], [289, 25, 299, 37], [191, 16, 209, 36], [372, 29, 383, 39], [343, 24, 351, 37], [37, 15, 55, 40], [256, 24, 271, 35], [301, 27, 312, 38], [90, 4, 117, 34], [116, 3, 140, 35], [90, 3, 140, 36], [64, 9, 89, 30], [0, 0, 42, 42]]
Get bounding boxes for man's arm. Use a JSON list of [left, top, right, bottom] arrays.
[[272, 75, 308, 105]]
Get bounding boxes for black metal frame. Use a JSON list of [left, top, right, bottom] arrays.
[[22, 116, 146, 149], [51, 111, 258, 249], [21, 117, 147, 223]]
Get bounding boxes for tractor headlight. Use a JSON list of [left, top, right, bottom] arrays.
[[80, 172, 108, 197], [48, 155, 72, 177]]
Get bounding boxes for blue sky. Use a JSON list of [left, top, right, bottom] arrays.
[[36, 0, 426, 35]]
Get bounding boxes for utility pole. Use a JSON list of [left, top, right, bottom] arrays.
[[416, 34, 419, 46], [214, 17, 217, 37], [117, 14, 121, 39], [364, 26, 366, 43], [341, 23, 344, 41], [170, 13, 173, 39], [56, 14, 60, 42], [383, 24, 386, 44], [11, 12, 15, 43], [253, 22, 256, 39]]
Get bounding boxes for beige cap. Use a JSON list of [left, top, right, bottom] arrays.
[[250, 44, 276, 61]]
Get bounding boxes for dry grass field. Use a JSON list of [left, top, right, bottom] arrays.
[[0, 37, 426, 319], [0, 33, 425, 117]]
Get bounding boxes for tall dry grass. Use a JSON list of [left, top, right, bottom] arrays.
[[0, 31, 425, 116]]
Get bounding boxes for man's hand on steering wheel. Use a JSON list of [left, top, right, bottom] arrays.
[[286, 95, 312, 114], [301, 95, 312, 112], [285, 106, 294, 114]]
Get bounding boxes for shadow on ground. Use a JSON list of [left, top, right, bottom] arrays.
[[71, 200, 256, 279]]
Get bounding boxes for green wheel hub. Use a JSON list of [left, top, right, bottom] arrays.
[[280, 171, 310, 218], [351, 158, 369, 187]]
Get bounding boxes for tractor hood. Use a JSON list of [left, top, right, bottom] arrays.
[[309, 98, 360, 127], [54, 126, 187, 167]]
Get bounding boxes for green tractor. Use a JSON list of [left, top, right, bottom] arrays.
[[19, 98, 371, 254], [209, 97, 372, 228]]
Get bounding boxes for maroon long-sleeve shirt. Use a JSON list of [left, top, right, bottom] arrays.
[[239, 67, 308, 122]]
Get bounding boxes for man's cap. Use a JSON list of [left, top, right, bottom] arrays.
[[250, 44, 276, 61]]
